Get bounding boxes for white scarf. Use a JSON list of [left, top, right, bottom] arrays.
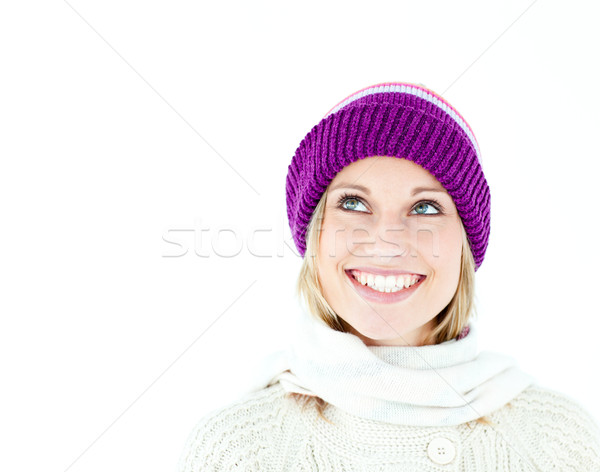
[[247, 304, 536, 427]]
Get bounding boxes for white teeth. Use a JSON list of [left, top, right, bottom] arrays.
[[351, 270, 421, 293], [374, 275, 386, 291], [384, 275, 396, 292]]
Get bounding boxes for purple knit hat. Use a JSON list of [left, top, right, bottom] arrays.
[[285, 82, 490, 271]]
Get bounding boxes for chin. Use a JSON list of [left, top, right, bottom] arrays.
[[353, 316, 427, 342], [347, 322, 401, 341]]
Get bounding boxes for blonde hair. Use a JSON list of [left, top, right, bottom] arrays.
[[286, 185, 496, 428]]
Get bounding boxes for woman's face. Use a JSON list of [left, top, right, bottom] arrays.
[[316, 156, 463, 346]]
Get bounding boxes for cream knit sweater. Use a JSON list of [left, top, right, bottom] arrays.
[[177, 380, 600, 471]]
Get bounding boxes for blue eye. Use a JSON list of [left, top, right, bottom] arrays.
[[412, 202, 442, 215], [335, 193, 445, 215], [337, 195, 369, 212]]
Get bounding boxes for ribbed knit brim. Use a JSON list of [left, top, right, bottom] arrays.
[[286, 83, 490, 271]]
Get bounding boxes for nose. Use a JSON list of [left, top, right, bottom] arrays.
[[349, 211, 417, 262]]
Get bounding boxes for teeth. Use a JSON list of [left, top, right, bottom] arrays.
[[374, 275, 386, 291], [384, 275, 396, 292], [351, 270, 421, 293]]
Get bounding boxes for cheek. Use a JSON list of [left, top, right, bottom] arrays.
[[319, 216, 352, 261], [439, 222, 462, 249], [316, 226, 344, 300], [317, 220, 356, 301], [316, 225, 338, 283], [415, 220, 462, 264]]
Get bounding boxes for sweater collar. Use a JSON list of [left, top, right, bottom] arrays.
[[252, 304, 536, 427], [366, 323, 476, 370]]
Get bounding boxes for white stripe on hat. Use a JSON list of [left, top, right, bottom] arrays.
[[324, 83, 482, 162]]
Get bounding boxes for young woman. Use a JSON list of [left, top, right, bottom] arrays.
[[177, 83, 600, 471]]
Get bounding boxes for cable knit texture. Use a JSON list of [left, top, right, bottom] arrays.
[[177, 381, 600, 471]]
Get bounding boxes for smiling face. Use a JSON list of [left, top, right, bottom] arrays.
[[316, 156, 464, 346]]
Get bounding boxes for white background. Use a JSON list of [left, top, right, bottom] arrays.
[[1, 1, 599, 471]]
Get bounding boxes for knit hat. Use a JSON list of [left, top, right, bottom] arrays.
[[285, 82, 491, 271]]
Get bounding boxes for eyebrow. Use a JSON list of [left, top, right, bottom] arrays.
[[329, 183, 446, 196], [330, 183, 371, 195], [410, 186, 447, 196]]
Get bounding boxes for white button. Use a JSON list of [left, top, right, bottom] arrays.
[[427, 437, 456, 464]]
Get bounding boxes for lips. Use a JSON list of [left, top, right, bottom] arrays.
[[344, 269, 426, 304]]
